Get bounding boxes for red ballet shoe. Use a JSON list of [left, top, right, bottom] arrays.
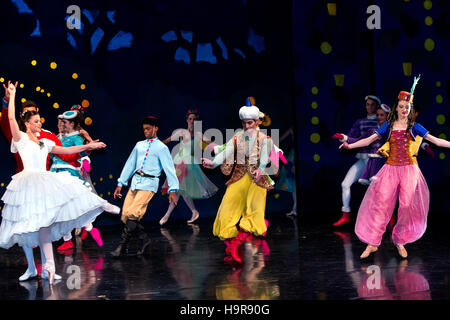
[[80, 227, 88, 240], [333, 212, 351, 226], [57, 240, 73, 251], [89, 228, 103, 247]]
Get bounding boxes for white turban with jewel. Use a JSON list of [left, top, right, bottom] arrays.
[[239, 97, 260, 120]]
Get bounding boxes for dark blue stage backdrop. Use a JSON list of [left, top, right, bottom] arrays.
[[0, 0, 295, 225], [293, 0, 450, 222]]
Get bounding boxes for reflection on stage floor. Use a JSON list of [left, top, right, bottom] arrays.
[[0, 213, 449, 300]]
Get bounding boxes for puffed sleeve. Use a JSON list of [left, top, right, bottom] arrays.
[[42, 139, 56, 153], [376, 122, 389, 136], [413, 123, 429, 138], [10, 132, 28, 153]]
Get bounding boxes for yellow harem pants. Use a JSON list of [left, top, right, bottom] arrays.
[[213, 173, 267, 240], [121, 189, 155, 223]]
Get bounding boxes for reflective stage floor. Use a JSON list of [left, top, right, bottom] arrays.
[[0, 213, 449, 300]]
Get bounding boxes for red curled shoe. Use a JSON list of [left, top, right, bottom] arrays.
[[57, 240, 73, 251], [226, 230, 250, 263]]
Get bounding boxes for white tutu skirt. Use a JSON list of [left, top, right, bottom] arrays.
[[0, 170, 107, 249]]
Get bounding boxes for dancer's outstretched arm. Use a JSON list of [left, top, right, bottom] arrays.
[[52, 140, 106, 154], [339, 133, 379, 150], [424, 134, 450, 149], [6, 81, 21, 142]]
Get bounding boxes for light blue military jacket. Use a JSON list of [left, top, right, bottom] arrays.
[[117, 137, 179, 193]]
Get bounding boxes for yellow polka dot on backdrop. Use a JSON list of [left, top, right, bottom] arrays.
[[81, 99, 90, 108], [311, 87, 319, 95], [425, 16, 433, 26], [31, 60, 37, 66], [313, 154, 320, 162], [20, 83, 24, 88], [0, 77, 4, 83], [424, 38, 435, 51], [72, 73, 78, 79], [320, 42, 332, 54], [311, 102, 318, 109], [35, 86, 41, 91], [439, 133, 447, 139], [50, 62, 57, 69], [436, 81, 441, 87], [436, 94, 443, 104], [21, 98, 26, 103], [80, 84, 86, 90], [424, 0, 432, 10], [53, 102, 59, 109], [436, 114, 446, 125], [310, 133, 320, 143], [311, 116, 319, 125], [40, 117, 45, 124], [85, 117, 93, 125], [439, 153, 445, 160]]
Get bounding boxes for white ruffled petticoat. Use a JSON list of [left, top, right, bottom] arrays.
[[0, 131, 107, 249]]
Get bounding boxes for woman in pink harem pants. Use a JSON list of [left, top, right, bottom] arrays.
[[340, 90, 450, 259]]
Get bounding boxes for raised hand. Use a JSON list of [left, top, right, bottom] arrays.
[[3, 81, 18, 101], [6, 81, 18, 97]]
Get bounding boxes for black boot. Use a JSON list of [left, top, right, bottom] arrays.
[[111, 220, 137, 258], [136, 221, 151, 256]]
